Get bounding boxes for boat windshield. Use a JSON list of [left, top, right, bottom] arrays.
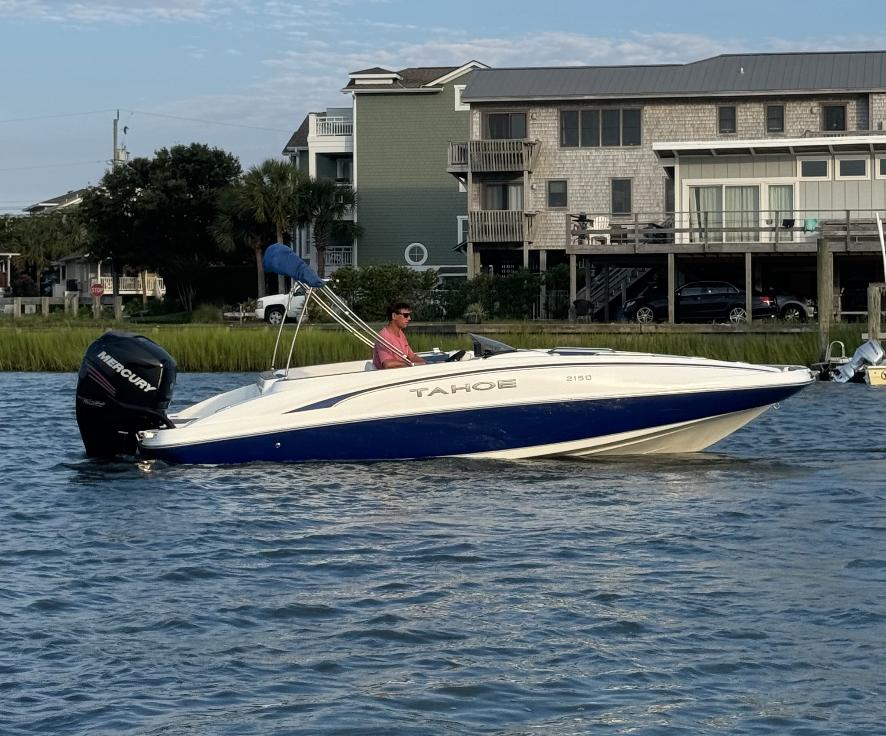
[[471, 334, 517, 358]]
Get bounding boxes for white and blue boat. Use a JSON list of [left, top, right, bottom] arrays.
[[76, 246, 814, 464]]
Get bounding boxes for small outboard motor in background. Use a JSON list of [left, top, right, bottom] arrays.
[[76, 331, 177, 457], [832, 339, 885, 384]]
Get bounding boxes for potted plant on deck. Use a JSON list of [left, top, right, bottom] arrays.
[[464, 302, 486, 324]]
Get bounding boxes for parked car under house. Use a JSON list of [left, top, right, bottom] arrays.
[[623, 281, 778, 324]]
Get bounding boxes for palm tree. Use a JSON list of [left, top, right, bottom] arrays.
[[212, 186, 274, 298], [239, 159, 305, 292], [295, 178, 362, 279]]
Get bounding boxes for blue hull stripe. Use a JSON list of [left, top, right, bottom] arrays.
[[141, 383, 805, 465]]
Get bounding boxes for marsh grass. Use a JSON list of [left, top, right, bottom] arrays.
[[0, 323, 865, 372]]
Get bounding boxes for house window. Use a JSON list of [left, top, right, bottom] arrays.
[[601, 110, 621, 146], [336, 158, 352, 183], [457, 215, 469, 245], [483, 182, 523, 210], [621, 109, 641, 145], [664, 172, 675, 215], [560, 110, 579, 147], [581, 110, 600, 147], [404, 242, 428, 267], [876, 154, 886, 180], [766, 105, 784, 133], [823, 105, 846, 131], [560, 108, 640, 147], [547, 180, 567, 208], [718, 106, 737, 134], [836, 156, 868, 179], [454, 85, 468, 111], [611, 179, 632, 215], [486, 112, 526, 140], [798, 157, 830, 179]]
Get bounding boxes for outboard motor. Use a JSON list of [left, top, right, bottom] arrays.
[[76, 331, 177, 457], [832, 339, 885, 384]]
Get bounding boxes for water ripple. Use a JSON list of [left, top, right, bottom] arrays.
[[1, 374, 885, 734]]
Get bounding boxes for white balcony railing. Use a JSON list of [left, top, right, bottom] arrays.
[[315, 117, 353, 136], [97, 275, 166, 296], [325, 246, 353, 269]]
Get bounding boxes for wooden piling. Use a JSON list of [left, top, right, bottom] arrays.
[[867, 283, 885, 342], [817, 238, 833, 360]]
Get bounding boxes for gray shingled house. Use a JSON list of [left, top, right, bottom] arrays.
[[452, 51, 886, 319]]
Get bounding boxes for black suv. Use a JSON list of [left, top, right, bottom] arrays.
[[623, 281, 778, 324]]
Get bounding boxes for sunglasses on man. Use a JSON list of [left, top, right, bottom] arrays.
[[396, 312, 413, 319]]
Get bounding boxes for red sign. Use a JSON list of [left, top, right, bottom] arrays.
[[90, 283, 104, 298]]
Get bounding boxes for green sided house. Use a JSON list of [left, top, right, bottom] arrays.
[[345, 62, 486, 279]]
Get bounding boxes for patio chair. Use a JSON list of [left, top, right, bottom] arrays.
[[592, 216, 610, 245]]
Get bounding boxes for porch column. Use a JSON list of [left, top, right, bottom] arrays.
[[41, 297, 49, 317], [667, 253, 676, 324], [745, 252, 753, 324], [603, 264, 610, 322], [467, 241, 476, 279], [539, 249, 547, 319], [569, 253, 577, 305]]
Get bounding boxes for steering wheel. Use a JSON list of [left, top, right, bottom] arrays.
[[445, 349, 466, 363]]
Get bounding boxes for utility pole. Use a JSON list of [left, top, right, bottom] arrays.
[[112, 110, 119, 168], [112, 110, 128, 168]]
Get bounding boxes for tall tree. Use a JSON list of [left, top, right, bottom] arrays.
[[0, 211, 88, 290], [295, 178, 362, 279], [80, 144, 241, 310]]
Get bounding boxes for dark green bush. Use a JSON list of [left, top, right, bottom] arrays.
[[329, 265, 438, 320]]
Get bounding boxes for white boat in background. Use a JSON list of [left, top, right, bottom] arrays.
[[75, 246, 814, 465]]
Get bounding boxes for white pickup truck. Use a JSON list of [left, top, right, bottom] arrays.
[[255, 293, 307, 324]]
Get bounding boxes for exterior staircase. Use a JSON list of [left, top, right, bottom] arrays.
[[576, 267, 650, 319]]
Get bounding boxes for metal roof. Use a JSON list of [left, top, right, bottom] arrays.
[[464, 51, 886, 101]]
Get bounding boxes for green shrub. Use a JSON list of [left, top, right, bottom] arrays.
[[329, 265, 439, 320], [191, 303, 224, 323]]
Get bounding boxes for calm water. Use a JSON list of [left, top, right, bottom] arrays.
[[2, 372, 885, 735]]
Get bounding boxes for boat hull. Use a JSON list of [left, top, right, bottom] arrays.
[[139, 382, 803, 465]]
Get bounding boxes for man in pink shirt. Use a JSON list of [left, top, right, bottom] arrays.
[[373, 302, 427, 369]]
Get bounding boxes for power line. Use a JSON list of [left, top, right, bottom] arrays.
[[0, 107, 291, 134], [0, 160, 106, 173], [0, 110, 115, 125], [122, 108, 291, 133]]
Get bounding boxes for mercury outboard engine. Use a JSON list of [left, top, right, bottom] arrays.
[[76, 331, 177, 457]]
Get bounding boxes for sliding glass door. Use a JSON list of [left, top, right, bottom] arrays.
[[724, 186, 760, 242], [689, 186, 722, 242], [689, 184, 763, 242]]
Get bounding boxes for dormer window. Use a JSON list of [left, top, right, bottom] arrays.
[[349, 68, 402, 86]]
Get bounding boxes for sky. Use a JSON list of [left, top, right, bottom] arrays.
[[2, 0, 886, 213]]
